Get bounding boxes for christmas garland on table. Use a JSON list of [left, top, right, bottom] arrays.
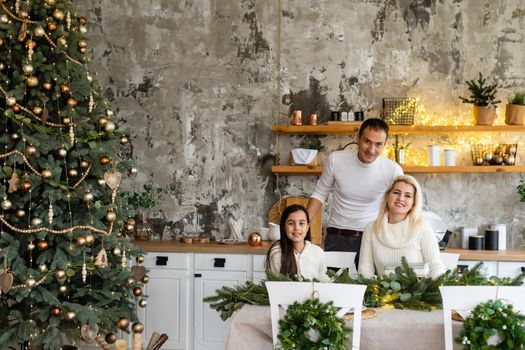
[[276, 298, 350, 350], [204, 259, 525, 320], [457, 299, 525, 349]]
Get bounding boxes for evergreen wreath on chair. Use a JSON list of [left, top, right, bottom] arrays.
[[456, 299, 525, 349], [276, 297, 351, 350]]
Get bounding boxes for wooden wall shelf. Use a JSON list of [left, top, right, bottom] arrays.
[[272, 165, 525, 175], [272, 124, 525, 135]]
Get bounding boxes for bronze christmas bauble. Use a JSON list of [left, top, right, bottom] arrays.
[[25, 144, 37, 156], [116, 317, 129, 330], [248, 232, 262, 247], [26, 76, 39, 87], [20, 180, 32, 191], [19, 10, 29, 19], [25, 39, 36, 49], [55, 269, 66, 279], [33, 106, 43, 115], [133, 287, 143, 297], [99, 155, 110, 165], [51, 307, 62, 317], [136, 255, 145, 264], [37, 240, 48, 250], [105, 333, 117, 344], [43, 82, 53, 90], [132, 322, 144, 334], [66, 97, 77, 108], [60, 83, 70, 93], [11, 104, 20, 112], [41, 169, 53, 178], [79, 16, 87, 25], [16, 209, 25, 217], [141, 275, 150, 284]]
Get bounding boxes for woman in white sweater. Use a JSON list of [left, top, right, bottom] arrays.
[[265, 204, 330, 282], [358, 175, 445, 278]]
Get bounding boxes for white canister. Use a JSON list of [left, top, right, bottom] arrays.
[[427, 145, 441, 166], [489, 224, 506, 250], [461, 227, 478, 249], [268, 222, 280, 241], [444, 149, 456, 166]]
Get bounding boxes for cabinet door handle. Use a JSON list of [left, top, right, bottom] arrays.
[[457, 264, 468, 272], [521, 267, 525, 273], [156, 256, 168, 266], [214, 258, 226, 268], [194, 273, 202, 278]]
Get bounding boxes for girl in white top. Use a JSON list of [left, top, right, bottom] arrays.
[[358, 175, 445, 278], [266, 204, 330, 282]]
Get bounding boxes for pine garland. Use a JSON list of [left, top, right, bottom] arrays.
[[457, 299, 525, 349], [204, 259, 525, 320]]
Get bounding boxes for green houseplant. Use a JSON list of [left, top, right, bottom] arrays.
[[505, 92, 525, 125], [459, 73, 501, 125], [122, 184, 165, 240]]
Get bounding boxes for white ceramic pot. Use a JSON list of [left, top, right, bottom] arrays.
[[268, 223, 280, 241]]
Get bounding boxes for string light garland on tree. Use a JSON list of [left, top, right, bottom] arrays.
[[0, 0, 148, 349], [457, 299, 525, 349]]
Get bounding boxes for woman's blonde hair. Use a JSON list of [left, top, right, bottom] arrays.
[[373, 174, 424, 232]]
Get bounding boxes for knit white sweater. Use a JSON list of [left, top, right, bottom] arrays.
[[267, 241, 330, 282], [358, 217, 445, 278]]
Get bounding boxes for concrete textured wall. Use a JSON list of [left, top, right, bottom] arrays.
[[79, 1, 525, 247]]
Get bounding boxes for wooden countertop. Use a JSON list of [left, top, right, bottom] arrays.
[[135, 241, 525, 261], [134, 240, 270, 255], [445, 248, 525, 262]]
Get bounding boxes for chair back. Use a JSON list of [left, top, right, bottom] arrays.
[[440, 252, 460, 271], [266, 281, 366, 349], [439, 286, 525, 350], [324, 251, 357, 277]]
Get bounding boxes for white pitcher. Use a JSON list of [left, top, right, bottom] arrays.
[[268, 222, 280, 241]]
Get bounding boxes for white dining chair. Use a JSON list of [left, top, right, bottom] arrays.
[[324, 251, 357, 277], [439, 285, 525, 350], [440, 252, 460, 271], [266, 281, 367, 349]]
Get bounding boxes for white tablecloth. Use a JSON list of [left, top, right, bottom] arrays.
[[226, 305, 462, 350]]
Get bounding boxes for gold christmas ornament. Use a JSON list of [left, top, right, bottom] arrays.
[[126, 277, 135, 287], [105, 333, 117, 344], [116, 317, 129, 330], [141, 275, 150, 284], [97, 179, 106, 186], [41, 169, 53, 178], [16, 209, 25, 217], [85, 234, 95, 245], [66, 97, 77, 108], [64, 311, 76, 321], [25, 39, 36, 49], [83, 191, 94, 201], [26, 76, 39, 87], [25, 277, 37, 288], [79, 16, 87, 25], [22, 64, 34, 75], [1, 198, 12, 210], [113, 247, 121, 256], [106, 109, 114, 117], [248, 232, 262, 246], [0, 63, 5, 70], [25, 144, 37, 156], [37, 239, 48, 250], [130, 167, 138, 175], [80, 160, 89, 169], [27, 242, 36, 251], [125, 223, 134, 231], [0, 38, 3, 45], [43, 82, 53, 90], [99, 155, 111, 165], [76, 236, 87, 246], [53, 9, 65, 21], [104, 121, 116, 132], [79, 25, 87, 35], [20, 180, 32, 191], [38, 264, 48, 273], [46, 0, 56, 5], [68, 168, 79, 177], [132, 322, 144, 334], [136, 255, 145, 264], [106, 210, 117, 222], [0, 14, 8, 23], [6, 96, 16, 106], [18, 10, 29, 19], [120, 136, 129, 144], [32, 106, 43, 115], [60, 83, 70, 93], [78, 39, 87, 48], [62, 116, 71, 124], [55, 269, 66, 279], [10, 133, 19, 140], [133, 287, 143, 297], [138, 299, 147, 308], [97, 117, 108, 126], [51, 307, 62, 316], [58, 148, 67, 157], [31, 218, 43, 226], [58, 285, 67, 294], [34, 26, 45, 37]]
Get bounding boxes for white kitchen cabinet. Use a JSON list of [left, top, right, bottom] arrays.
[[457, 260, 498, 277], [193, 253, 247, 350], [498, 261, 525, 278], [139, 253, 191, 350], [252, 254, 267, 283]]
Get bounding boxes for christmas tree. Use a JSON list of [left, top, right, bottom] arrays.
[[0, 0, 146, 349]]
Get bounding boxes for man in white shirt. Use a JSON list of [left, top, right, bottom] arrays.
[[307, 118, 403, 265]]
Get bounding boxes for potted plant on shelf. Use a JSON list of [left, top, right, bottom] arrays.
[[122, 184, 165, 240], [505, 92, 525, 125], [459, 73, 501, 125]]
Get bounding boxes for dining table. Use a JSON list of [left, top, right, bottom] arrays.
[[225, 304, 464, 350]]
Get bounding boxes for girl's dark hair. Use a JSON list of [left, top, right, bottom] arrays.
[[265, 204, 311, 276]]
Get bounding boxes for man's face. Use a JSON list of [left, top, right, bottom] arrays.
[[357, 128, 387, 164]]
